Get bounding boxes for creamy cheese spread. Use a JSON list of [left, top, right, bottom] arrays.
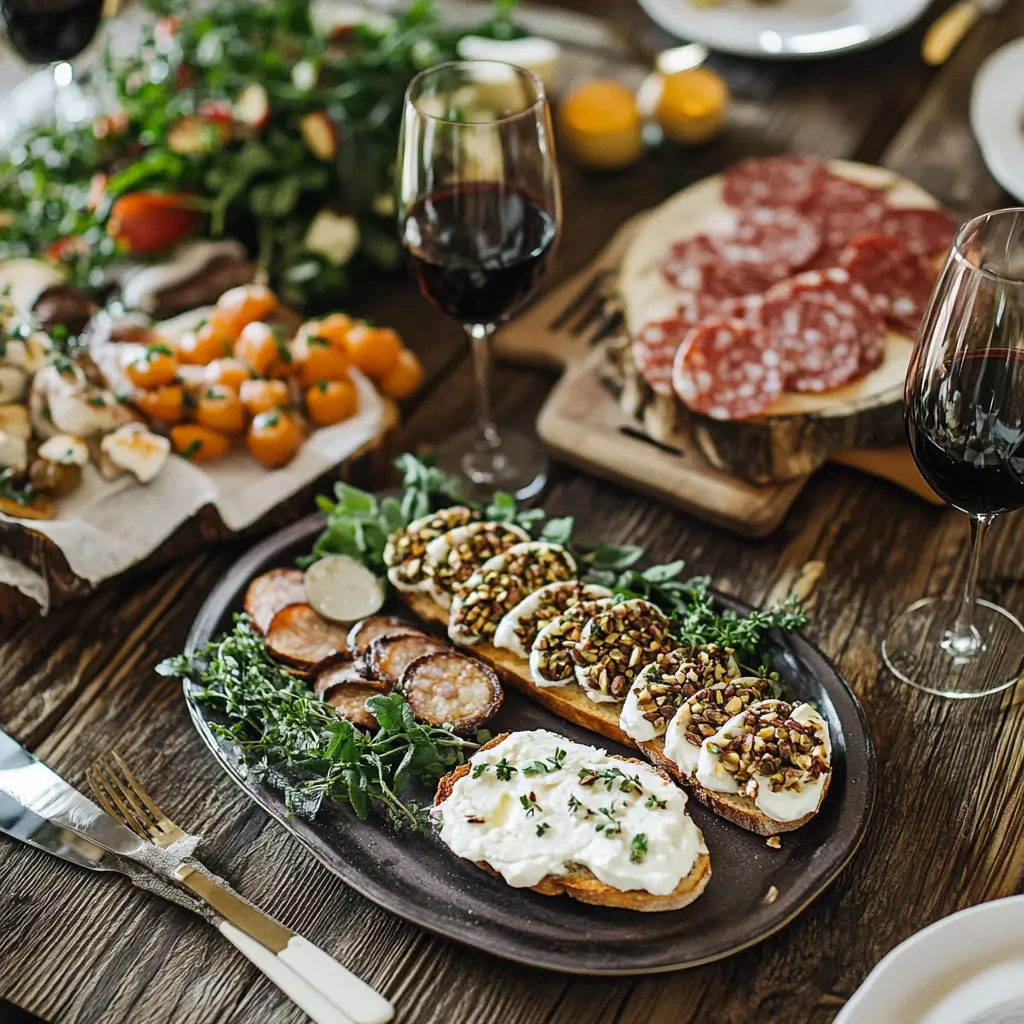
[[696, 701, 830, 822], [436, 729, 706, 896]]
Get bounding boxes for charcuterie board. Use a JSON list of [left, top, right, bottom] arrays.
[[495, 166, 944, 537]]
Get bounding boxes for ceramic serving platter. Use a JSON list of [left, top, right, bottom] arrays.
[[183, 512, 877, 975]]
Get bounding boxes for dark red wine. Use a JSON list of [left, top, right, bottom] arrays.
[[2, 0, 103, 63], [400, 183, 557, 325], [907, 348, 1024, 515]]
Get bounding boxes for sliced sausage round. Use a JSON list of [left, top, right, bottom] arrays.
[[401, 652, 503, 733], [722, 155, 827, 209], [313, 658, 379, 697], [672, 318, 784, 420], [323, 679, 389, 731], [266, 603, 349, 670], [244, 568, 307, 635], [368, 633, 448, 690], [346, 616, 424, 658]]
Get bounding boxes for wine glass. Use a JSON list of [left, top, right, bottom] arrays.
[[0, 0, 106, 133], [397, 59, 561, 502], [882, 207, 1024, 698]]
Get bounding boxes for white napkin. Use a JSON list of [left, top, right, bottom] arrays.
[[0, 370, 387, 612]]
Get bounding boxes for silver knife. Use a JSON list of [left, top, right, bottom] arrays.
[[922, 0, 1006, 66], [0, 728, 149, 859], [0, 730, 373, 1024]]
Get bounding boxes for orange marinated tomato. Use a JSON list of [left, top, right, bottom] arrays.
[[196, 384, 247, 434], [306, 378, 359, 427], [235, 321, 292, 378], [310, 313, 352, 350], [211, 284, 277, 339], [178, 320, 232, 365], [378, 348, 424, 399], [205, 357, 251, 391], [344, 324, 402, 379], [239, 378, 291, 415], [247, 410, 303, 468], [296, 336, 351, 389], [126, 343, 178, 389], [134, 384, 187, 423], [170, 424, 231, 462]]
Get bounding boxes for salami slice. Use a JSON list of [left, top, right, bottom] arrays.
[[658, 235, 719, 291], [722, 155, 827, 209], [671, 318, 784, 420], [838, 234, 937, 337], [800, 176, 886, 251], [716, 293, 764, 323], [709, 207, 821, 274], [761, 268, 883, 392], [633, 316, 695, 395], [876, 206, 957, 259]]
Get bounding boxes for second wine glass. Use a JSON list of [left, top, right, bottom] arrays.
[[397, 59, 561, 501]]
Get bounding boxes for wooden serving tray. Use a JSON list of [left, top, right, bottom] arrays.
[[495, 216, 942, 538], [0, 410, 397, 623]]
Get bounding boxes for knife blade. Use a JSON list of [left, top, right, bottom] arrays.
[[0, 728, 147, 858], [922, 0, 1007, 66]]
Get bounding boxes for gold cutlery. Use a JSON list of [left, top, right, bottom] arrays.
[[922, 0, 1006, 66], [88, 753, 394, 1024]]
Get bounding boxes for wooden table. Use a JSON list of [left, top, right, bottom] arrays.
[[3, 3, 1024, 1021]]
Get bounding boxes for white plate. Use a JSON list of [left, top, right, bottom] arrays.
[[970, 37, 1024, 204], [637, 0, 931, 58], [835, 895, 1024, 1024]]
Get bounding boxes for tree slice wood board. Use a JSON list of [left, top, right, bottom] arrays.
[[183, 512, 876, 976], [495, 170, 943, 536]]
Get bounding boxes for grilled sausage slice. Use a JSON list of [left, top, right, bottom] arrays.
[[244, 568, 307, 635], [266, 603, 349, 670], [313, 657, 381, 697], [346, 616, 423, 658], [322, 678, 389, 731], [367, 633, 447, 690], [401, 652, 502, 733]]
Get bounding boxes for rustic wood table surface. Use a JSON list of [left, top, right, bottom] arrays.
[[3, 2, 1024, 1022]]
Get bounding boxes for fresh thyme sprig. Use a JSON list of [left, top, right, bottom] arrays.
[[158, 617, 481, 831]]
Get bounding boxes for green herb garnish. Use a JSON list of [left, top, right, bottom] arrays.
[[519, 792, 541, 817], [522, 748, 566, 776], [630, 834, 648, 863], [157, 617, 480, 830], [645, 795, 668, 810]]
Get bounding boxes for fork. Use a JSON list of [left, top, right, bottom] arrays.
[[88, 753, 394, 1024]]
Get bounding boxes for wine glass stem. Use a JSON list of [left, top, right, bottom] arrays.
[[467, 322, 500, 449], [943, 513, 994, 657]]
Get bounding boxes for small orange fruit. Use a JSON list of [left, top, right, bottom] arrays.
[[344, 324, 402, 379], [378, 348, 424, 399], [247, 410, 303, 468], [306, 378, 359, 427]]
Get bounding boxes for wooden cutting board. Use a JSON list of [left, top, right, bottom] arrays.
[[495, 215, 942, 537]]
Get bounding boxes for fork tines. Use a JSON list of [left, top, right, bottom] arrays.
[[87, 752, 181, 847]]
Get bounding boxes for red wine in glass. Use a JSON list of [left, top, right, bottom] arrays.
[[883, 207, 1024, 698], [2, 0, 104, 63], [906, 348, 1024, 517], [402, 183, 558, 325], [398, 59, 562, 502]]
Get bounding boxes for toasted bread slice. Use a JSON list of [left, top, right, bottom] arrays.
[[405, 592, 828, 835], [433, 735, 712, 912]]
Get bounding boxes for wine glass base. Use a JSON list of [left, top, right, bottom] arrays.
[[433, 427, 548, 503], [881, 595, 1024, 699]]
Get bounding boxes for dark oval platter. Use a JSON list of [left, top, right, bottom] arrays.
[[184, 511, 876, 976]]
